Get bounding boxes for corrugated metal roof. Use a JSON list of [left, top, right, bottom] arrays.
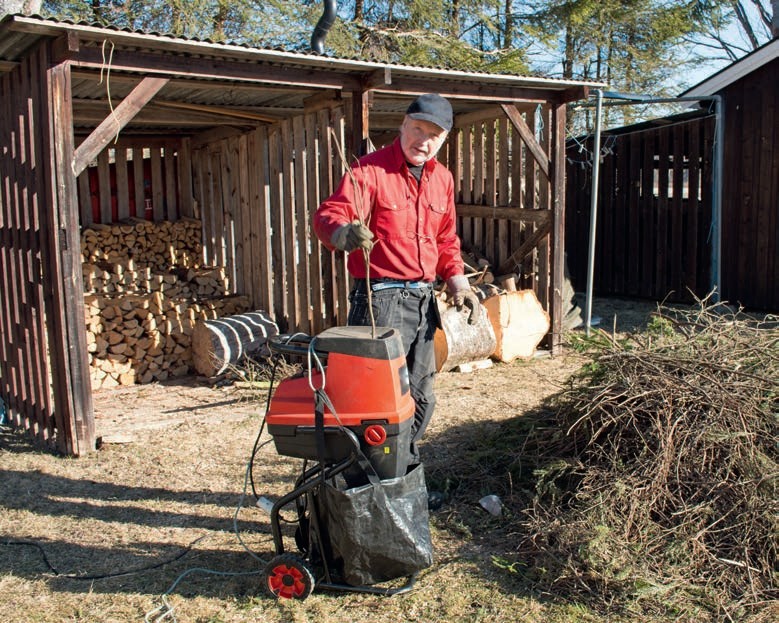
[[0, 14, 602, 89], [0, 14, 604, 136]]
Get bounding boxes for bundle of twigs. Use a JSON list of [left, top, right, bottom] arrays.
[[520, 301, 778, 620]]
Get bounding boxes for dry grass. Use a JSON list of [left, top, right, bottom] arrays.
[[2, 296, 775, 622]]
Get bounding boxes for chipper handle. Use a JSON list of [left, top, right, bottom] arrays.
[[267, 334, 317, 358]]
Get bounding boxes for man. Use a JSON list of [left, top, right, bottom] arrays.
[[313, 93, 480, 477]]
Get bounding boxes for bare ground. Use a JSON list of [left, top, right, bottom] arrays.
[[0, 296, 663, 623]]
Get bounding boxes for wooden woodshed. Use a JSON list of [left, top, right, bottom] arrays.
[[565, 38, 778, 312], [0, 15, 600, 455]]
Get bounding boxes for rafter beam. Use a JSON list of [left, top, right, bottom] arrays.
[[501, 103, 550, 177], [72, 76, 169, 176], [371, 81, 553, 105]]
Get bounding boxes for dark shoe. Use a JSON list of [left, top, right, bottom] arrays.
[[427, 490, 445, 511]]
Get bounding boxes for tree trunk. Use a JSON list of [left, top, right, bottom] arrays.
[[434, 303, 496, 372], [192, 310, 279, 377]]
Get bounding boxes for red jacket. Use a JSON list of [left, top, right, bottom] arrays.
[[314, 138, 464, 282]]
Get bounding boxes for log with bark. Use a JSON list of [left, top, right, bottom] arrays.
[[434, 300, 497, 372], [191, 310, 279, 377]]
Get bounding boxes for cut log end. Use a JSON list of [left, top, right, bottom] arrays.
[[483, 289, 550, 362]]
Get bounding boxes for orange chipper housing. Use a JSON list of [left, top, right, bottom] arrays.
[[265, 326, 416, 480]]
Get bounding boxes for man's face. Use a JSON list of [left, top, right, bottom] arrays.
[[399, 117, 448, 166]]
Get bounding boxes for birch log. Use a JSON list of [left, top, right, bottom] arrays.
[[434, 303, 496, 372], [192, 310, 279, 377]]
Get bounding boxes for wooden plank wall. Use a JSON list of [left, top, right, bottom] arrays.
[[0, 48, 58, 449], [188, 105, 554, 334], [191, 108, 349, 333], [721, 61, 779, 311], [75, 138, 194, 226], [565, 115, 715, 303]]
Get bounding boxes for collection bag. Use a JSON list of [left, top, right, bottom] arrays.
[[322, 463, 433, 586]]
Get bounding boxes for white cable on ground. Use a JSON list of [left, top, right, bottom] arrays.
[[145, 426, 273, 621]]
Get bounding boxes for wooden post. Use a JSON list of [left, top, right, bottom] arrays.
[[349, 89, 371, 158], [47, 59, 95, 454], [549, 101, 566, 355]]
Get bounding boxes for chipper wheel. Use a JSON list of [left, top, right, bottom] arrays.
[[263, 554, 316, 600]]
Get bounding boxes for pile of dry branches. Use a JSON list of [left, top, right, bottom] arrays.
[[520, 302, 778, 620]]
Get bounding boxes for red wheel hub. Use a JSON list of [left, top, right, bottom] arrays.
[[267, 563, 308, 599]]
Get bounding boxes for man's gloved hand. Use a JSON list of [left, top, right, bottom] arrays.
[[447, 275, 482, 325], [330, 220, 374, 252]]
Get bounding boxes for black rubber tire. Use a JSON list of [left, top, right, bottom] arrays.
[[263, 553, 316, 600]]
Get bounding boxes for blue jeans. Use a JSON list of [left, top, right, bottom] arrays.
[[347, 281, 438, 463]]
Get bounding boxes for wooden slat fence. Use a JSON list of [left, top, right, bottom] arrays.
[[191, 108, 349, 333], [565, 115, 715, 302], [75, 138, 194, 226], [186, 104, 557, 334], [447, 105, 553, 309], [0, 46, 78, 452]]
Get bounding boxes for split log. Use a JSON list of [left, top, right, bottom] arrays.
[[81, 218, 202, 272], [80, 218, 258, 387], [482, 289, 550, 362], [434, 302, 496, 372], [191, 310, 279, 377]]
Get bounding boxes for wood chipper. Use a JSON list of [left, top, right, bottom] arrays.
[[258, 325, 433, 599]]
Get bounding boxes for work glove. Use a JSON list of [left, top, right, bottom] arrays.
[[330, 220, 374, 253], [447, 275, 482, 325]]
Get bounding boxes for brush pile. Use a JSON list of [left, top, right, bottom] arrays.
[[519, 302, 778, 619]]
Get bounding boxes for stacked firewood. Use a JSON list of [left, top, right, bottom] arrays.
[[85, 292, 249, 388], [81, 218, 249, 389], [81, 217, 202, 270], [82, 262, 229, 300]]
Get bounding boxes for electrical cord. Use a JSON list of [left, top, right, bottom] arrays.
[[141, 450, 274, 621], [1, 536, 205, 580], [5, 336, 318, 622], [144, 401, 285, 623], [144, 565, 263, 623], [248, 332, 310, 499]]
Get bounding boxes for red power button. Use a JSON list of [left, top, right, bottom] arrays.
[[364, 424, 387, 446]]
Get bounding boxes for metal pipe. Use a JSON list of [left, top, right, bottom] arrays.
[[584, 89, 603, 336], [311, 0, 338, 54], [577, 89, 724, 311], [575, 93, 716, 107], [710, 94, 724, 301]]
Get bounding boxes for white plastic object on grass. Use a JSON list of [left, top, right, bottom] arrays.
[[479, 494, 502, 516]]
